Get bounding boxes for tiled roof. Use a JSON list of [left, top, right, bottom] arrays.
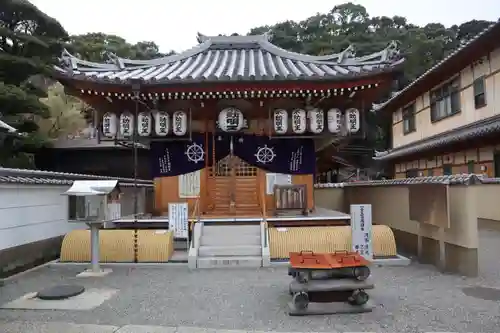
[[56, 33, 404, 84], [373, 19, 500, 112], [374, 114, 500, 161], [0, 167, 153, 186], [315, 174, 487, 187], [0, 176, 71, 185]]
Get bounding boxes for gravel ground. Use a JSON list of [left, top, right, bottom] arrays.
[[1, 229, 500, 332]]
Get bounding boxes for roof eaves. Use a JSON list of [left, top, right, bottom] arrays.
[[375, 19, 500, 113], [374, 113, 500, 161]]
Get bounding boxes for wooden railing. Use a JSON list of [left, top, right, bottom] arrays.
[[273, 184, 308, 216], [190, 196, 200, 232]]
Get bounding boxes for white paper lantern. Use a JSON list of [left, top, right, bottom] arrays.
[[172, 110, 188, 136], [308, 108, 324, 134], [137, 112, 152, 137], [218, 108, 244, 132], [273, 109, 288, 134], [345, 108, 360, 133], [102, 112, 117, 138], [327, 108, 343, 133], [119, 111, 134, 137], [154, 111, 169, 136], [291, 109, 306, 134]]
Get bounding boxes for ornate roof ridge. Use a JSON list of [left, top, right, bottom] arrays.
[[58, 33, 404, 72]]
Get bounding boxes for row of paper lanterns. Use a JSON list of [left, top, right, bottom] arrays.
[[102, 110, 188, 137], [101, 107, 360, 138], [272, 108, 360, 134]]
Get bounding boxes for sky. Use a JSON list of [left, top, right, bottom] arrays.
[[31, 0, 499, 53]]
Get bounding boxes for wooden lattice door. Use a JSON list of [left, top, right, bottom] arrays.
[[208, 155, 260, 215]]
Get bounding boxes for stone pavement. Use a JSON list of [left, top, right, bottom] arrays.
[[0, 321, 461, 333]]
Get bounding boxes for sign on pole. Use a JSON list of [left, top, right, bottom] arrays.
[[350, 204, 373, 260], [168, 203, 189, 239]]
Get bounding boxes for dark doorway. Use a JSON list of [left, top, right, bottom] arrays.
[[494, 152, 500, 177]]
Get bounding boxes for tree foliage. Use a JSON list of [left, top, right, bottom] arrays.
[[67, 33, 175, 62], [38, 83, 87, 139], [0, 0, 69, 168], [250, 3, 492, 85]]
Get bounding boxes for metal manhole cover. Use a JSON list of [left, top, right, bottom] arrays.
[[462, 286, 500, 301], [37, 285, 85, 300]]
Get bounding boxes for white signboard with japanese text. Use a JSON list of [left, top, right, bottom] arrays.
[[178, 170, 201, 198], [266, 173, 292, 194], [168, 203, 189, 239], [350, 204, 373, 260]]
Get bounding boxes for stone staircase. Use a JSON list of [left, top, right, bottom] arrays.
[[190, 224, 269, 269]]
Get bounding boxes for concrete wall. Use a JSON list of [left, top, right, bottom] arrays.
[[0, 182, 152, 277], [475, 183, 500, 229], [315, 181, 479, 277], [0, 184, 87, 276], [392, 47, 500, 148]]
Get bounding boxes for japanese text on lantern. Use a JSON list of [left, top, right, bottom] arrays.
[[275, 112, 284, 132], [174, 113, 183, 134], [140, 113, 150, 136], [225, 109, 240, 131], [120, 113, 133, 137], [157, 113, 168, 135], [292, 112, 301, 132], [103, 115, 111, 136]]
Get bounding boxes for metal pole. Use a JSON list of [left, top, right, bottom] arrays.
[[89, 224, 100, 272], [131, 80, 141, 264], [131, 81, 141, 222], [133, 97, 139, 220]]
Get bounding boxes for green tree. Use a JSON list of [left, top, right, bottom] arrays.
[[38, 83, 87, 139], [68, 33, 175, 62], [0, 0, 69, 168]]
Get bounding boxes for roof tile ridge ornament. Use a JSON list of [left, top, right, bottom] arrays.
[[57, 48, 122, 71], [373, 150, 390, 157], [384, 40, 402, 61], [345, 40, 403, 66], [197, 32, 272, 45], [257, 38, 350, 64], [111, 39, 213, 67], [104, 51, 125, 70], [337, 44, 356, 63], [59, 49, 77, 71]]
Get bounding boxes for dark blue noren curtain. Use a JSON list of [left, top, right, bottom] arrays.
[[233, 134, 315, 174], [150, 133, 231, 177]]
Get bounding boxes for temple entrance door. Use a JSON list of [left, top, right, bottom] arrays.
[[207, 139, 260, 216]]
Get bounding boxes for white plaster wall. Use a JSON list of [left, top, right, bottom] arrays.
[[0, 184, 87, 251]]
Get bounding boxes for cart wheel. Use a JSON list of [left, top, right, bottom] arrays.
[[353, 266, 371, 281], [347, 289, 369, 306], [292, 292, 309, 310]]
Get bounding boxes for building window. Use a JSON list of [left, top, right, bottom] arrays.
[[443, 164, 452, 176], [430, 77, 461, 122], [473, 77, 486, 109], [402, 103, 416, 134], [406, 169, 419, 178], [467, 160, 475, 174], [494, 152, 500, 177]]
